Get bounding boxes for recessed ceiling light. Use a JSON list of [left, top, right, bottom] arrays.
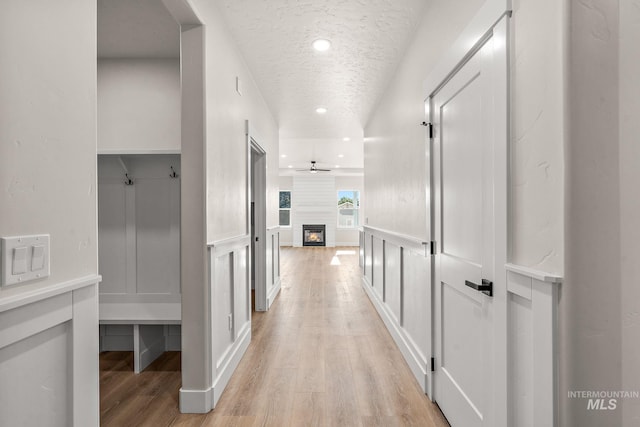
[[343, 137, 350, 142], [335, 165, 340, 168], [281, 154, 287, 158], [316, 107, 327, 114], [312, 39, 331, 52], [288, 165, 292, 168], [338, 154, 344, 158]]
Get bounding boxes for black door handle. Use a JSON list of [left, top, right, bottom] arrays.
[[464, 279, 493, 297]]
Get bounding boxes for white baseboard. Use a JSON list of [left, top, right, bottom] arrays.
[[361, 276, 430, 394], [179, 387, 213, 414], [266, 278, 282, 310], [211, 322, 251, 407]]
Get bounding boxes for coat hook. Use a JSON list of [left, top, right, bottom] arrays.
[[169, 166, 179, 178], [125, 173, 134, 185]]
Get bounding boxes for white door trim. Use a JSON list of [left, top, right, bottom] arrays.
[[425, 5, 510, 426], [423, 0, 511, 97]]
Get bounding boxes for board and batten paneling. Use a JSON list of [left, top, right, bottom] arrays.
[[360, 226, 432, 395], [98, 155, 181, 322], [292, 176, 336, 247]]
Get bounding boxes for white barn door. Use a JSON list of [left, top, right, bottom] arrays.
[[431, 17, 508, 427]]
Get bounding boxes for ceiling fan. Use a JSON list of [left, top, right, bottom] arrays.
[[296, 161, 331, 173]]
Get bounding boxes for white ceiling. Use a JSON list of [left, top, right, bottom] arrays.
[[97, 0, 428, 175]]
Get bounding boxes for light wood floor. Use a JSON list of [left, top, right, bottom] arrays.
[[100, 247, 450, 427]]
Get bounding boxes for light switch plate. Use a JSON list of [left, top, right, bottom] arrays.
[[1, 234, 50, 287]]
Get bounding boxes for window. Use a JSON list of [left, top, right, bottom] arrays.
[[337, 190, 360, 228], [279, 191, 291, 227]]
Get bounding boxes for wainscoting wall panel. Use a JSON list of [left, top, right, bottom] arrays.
[[402, 248, 431, 367], [384, 242, 402, 323], [372, 236, 385, 300], [359, 231, 365, 268], [505, 264, 561, 427], [365, 234, 373, 283], [208, 235, 252, 407], [361, 225, 562, 421], [266, 227, 282, 309], [0, 276, 101, 427], [361, 226, 432, 395]]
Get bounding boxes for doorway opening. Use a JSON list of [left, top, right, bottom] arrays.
[[96, 0, 182, 375], [248, 124, 268, 311]]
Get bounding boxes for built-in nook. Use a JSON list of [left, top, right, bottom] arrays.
[[97, 0, 183, 376], [97, 154, 182, 372]]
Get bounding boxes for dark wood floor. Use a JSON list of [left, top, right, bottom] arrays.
[[100, 247, 450, 427]]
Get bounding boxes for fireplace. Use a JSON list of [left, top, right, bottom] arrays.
[[302, 224, 326, 247]]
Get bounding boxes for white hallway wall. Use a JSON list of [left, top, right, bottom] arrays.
[[0, 0, 99, 425], [178, 0, 279, 412], [563, 0, 640, 425]]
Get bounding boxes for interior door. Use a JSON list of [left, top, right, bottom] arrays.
[[432, 29, 502, 427], [249, 140, 267, 311]]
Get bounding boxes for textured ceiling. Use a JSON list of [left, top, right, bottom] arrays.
[[97, 0, 179, 58], [214, 0, 428, 168], [215, 0, 426, 138]]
